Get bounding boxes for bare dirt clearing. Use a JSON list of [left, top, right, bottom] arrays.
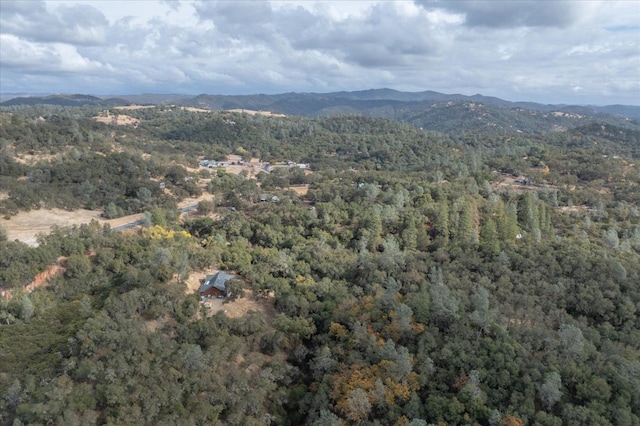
[[3, 209, 105, 245], [14, 153, 59, 165], [226, 109, 286, 117], [113, 105, 155, 110], [492, 175, 538, 193], [2, 208, 146, 246], [180, 107, 210, 113], [205, 291, 276, 322], [288, 185, 309, 196], [93, 113, 140, 126], [184, 272, 276, 322], [3, 183, 215, 246], [1, 170, 307, 246], [558, 205, 591, 214]]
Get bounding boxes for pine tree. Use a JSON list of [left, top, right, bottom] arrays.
[[480, 217, 500, 255], [496, 200, 519, 243], [518, 192, 538, 231]]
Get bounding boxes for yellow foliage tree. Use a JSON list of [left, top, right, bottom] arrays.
[[502, 415, 524, 426], [142, 225, 191, 240]]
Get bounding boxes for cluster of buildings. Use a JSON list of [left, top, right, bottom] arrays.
[[262, 161, 310, 172], [199, 158, 311, 174], [515, 177, 535, 185], [199, 159, 234, 168]]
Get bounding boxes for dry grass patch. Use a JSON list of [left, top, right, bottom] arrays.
[[93, 114, 140, 126], [1, 208, 149, 246], [226, 109, 286, 117], [185, 272, 276, 322], [181, 107, 210, 113], [14, 153, 59, 165], [288, 185, 309, 196], [113, 105, 155, 111], [3, 208, 104, 246], [557, 205, 590, 214], [207, 290, 277, 322]]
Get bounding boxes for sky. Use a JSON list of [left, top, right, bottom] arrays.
[[1, 0, 639, 105]]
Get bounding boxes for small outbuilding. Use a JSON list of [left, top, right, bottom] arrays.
[[199, 271, 235, 298]]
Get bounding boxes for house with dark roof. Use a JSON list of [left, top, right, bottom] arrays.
[[198, 271, 235, 298]]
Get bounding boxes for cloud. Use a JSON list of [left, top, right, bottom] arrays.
[[194, 0, 275, 41], [0, 0, 108, 45], [287, 2, 446, 67], [0, 0, 638, 105], [0, 34, 107, 73], [417, 0, 583, 28], [188, 1, 449, 76]]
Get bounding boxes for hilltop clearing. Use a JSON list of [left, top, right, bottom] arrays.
[[226, 108, 286, 117]]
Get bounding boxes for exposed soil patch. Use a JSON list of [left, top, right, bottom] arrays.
[[1, 208, 149, 246], [226, 109, 286, 117], [14, 153, 60, 165], [2, 258, 65, 300], [3, 209, 105, 246], [288, 185, 309, 196], [113, 105, 155, 111], [223, 165, 263, 178], [493, 175, 536, 193], [184, 271, 276, 322], [184, 272, 206, 295], [206, 290, 277, 322], [557, 205, 590, 214], [492, 174, 561, 194], [113, 106, 210, 113], [93, 113, 140, 126], [2, 186, 216, 247], [181, 107, 210, 113]]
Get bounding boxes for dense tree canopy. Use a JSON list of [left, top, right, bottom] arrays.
[[1, 106, 639, 425]]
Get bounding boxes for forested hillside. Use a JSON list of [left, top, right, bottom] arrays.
[[1, 105, 639, 425], [4, 90, 640, 127]]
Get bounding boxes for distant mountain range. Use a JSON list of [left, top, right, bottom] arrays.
[[2, 89, 639, 134], [0, 93, 130, 107]]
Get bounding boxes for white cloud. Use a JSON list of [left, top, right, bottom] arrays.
[[416, 0, 587, 28], [0, 0, 108, 45], [0, 0, 638, 105], [0, 34, 106, 73]]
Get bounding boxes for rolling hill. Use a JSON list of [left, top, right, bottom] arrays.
[[2, 90, 639, 135]]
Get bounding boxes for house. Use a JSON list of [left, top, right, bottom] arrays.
[[199, 160, 218, 168], [198, 271, 235, 298], [516, 177, 534, 185], [260, 194, 280, 203]]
